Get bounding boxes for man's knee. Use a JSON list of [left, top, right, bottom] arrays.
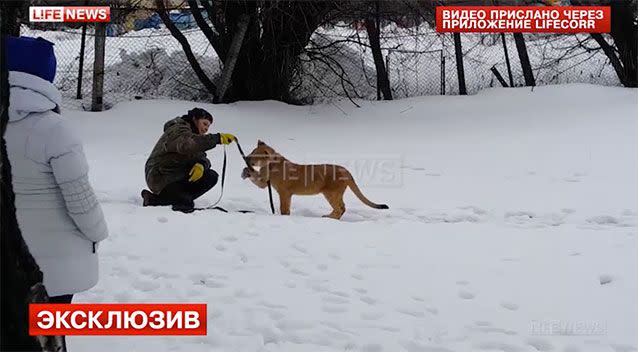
[[202, 169, 218, 189]]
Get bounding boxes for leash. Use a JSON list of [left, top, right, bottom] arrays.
[[201, 138, 276, 214], [235, 139, 276, 215]]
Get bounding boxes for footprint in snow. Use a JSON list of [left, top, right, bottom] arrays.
[[215, 244, 226, 252], [458, 290, 475, 300], [361, 343, 383, 352], [290, 268, 308, 276], [527, 337, 554, 351], [321, 305, 347, 314], [599, 274, 613, 285], [610, 344, 638, 352], [396, 308, 425, 318], [360, 312, 384, 321], [157, 216, 168, 223], [328, 290, 350, 298], [474, 341, 523, 352], [321, 295, 349, 305], [360, 296, 376, 305], [132, 280, 160, 292], [500, 302, 519, 311]]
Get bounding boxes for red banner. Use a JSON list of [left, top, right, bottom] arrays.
[[29, 304, 207, 336], [436, 6, 610, 33]]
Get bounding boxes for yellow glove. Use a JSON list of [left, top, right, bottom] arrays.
[[219, 133, 237, 145], [188, 163, 204, 182]]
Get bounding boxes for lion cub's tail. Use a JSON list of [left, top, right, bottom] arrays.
[[347, 176, 389, 210]]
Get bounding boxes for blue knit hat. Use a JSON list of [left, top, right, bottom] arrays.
[[7, 36, 57, 83]]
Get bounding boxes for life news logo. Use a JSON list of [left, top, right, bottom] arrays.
[[29, 6, 111, 23]]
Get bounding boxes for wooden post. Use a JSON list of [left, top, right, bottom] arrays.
[[453, 32, 466, 95], [76, 23, 87, 99], [440, 49, 445, 95], [513, 32, 535, 87], [91, 23, 106, 111], [500, 32, 514, 87]]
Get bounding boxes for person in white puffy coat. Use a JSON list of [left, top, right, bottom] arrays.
[[5, 36, 108, 304]]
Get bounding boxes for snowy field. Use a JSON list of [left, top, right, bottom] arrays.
[[64, 84, 637, 352]]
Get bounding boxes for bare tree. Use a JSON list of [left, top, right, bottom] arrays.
[[365, 0, 393, 100], [569, 0, 636, 87]]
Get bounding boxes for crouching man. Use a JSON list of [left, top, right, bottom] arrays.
[[142, 108, 236, 213]]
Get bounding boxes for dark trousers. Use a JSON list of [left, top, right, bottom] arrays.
[[49, 294, 73, 304], [149, 169, 218, 208], [48, 294, 73, 350]]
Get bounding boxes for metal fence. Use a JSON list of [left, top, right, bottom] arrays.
[[21, 18, 621, 110]]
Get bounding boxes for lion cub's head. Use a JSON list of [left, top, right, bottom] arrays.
[[245, 140, 283, 170]]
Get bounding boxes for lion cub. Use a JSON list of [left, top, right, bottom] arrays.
[[241, 140, 388, 219]]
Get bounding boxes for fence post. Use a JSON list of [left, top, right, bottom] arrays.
[[91, 23, 106, 111], [440, 49, 445, 95], [513, 32, 535, 87], [500, 33, 514, 87], [76, 23, 87, 99], [453, 32, 467, 95], [384, 54, 390, 99]]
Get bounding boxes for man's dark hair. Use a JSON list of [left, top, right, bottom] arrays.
[[181, 108, 212, 134], [186, 107, 212, 122]]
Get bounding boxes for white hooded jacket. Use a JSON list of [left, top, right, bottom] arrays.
[[5, 71, 108, 296]]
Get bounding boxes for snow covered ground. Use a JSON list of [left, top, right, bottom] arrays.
[[63, 84, 637, 352]]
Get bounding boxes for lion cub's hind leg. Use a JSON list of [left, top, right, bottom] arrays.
[[322, 189, 346, 220]]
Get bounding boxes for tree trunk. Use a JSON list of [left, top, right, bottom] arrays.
[[155, 0, 218, 99], [164, 1, 330, 103], [223, 1, 325, 103], [91, 23, 106, 111], [573, 0, 637, 87], [216, 13, 249, 103], [513, 32, 535, 86], [187, 0, 227, 62], [0, 1, 22, 36], [608, 2, 637, 87], [591, 33, 629, 86], [365, 16, 392, 100], [453, 32, 467, 95]]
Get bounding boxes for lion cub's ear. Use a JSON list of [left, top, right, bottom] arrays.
[[257, 140, 265, 146]]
